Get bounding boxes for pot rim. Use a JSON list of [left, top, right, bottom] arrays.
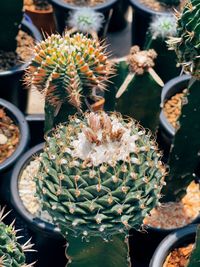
[[159, 74, 191, 137], [50, 0, 118, 11], [0, 18, 42, 77], [149, 224, 198, 267], [10, 142, 62, 237], [0, 98, 29, 172], [129, 0, 169, 16]]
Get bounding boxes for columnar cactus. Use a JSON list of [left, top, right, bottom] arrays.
[[25, 32, 113, 131], [0, 207, 35, 267], [162, 0, 200, 201], [0, 0, 23, 51], [35, 111, 166, 266]]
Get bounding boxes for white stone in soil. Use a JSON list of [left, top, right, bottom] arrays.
[[18, 157, 53, 223], [0, 133, 8, 145]]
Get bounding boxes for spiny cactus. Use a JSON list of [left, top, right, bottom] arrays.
[[68, 8, 104, 38], [35, 111, 166, 266], [158, 0, 180, 6], [162, 0, 200, 201], [0, 0, 23, 51], [167, 0, 200, 79], [25, 32, 113, 132], [187, 225, 200, 267], [0, 207, 35, 267]]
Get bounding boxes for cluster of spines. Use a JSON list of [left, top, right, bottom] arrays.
[[25, 33, 113, 110], [35, 112, 166, 239]]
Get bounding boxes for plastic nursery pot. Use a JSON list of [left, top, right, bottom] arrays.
[[49, 0, 118, 38], [25, 4, 56, 35], [10, 143, 67, 267], [0, 19, 42, 113], [129, 0, 169, 47], [0, 98, 29, 173], [149, 224, 198, 267], [129, 216, 200, 265], [108, 0, 129, 32], [158, 74, 191, 155]]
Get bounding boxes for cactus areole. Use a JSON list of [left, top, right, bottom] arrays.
[[36, 111, 166, 239]]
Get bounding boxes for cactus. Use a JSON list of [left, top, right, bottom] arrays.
[[114, 46, 164, 133], [162, 0, 200, 201], [35, 111, 166, 266], [25, 32, 113, 132], [158, 0, 180, 6], [0, 207, 35, 267], [187, 225, 200, 267], [0, 0, 23, 51], [144, 14, 180, 82]]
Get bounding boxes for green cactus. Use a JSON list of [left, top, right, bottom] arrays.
[[158, 0, 180, 6], [35, 111, 166, 266], [162, 0, 200, 202], [0, 0, 23, 51], [0, 207, 35, 267], [187, 225, 200, 267], [25, 32, 112, 132]]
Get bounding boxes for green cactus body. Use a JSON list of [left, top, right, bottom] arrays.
[[158, 0, 180, 6], [25, 33, 112, 132], [35, 111, 166, 265], [187, 225, 200, 267], [0, 221, 26, 267], [0, 0, 23, 51]]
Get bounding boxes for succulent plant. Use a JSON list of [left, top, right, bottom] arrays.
[[158, 0, 180, 6], [114, 46, 164, 132], [0, 0, 23, 51], [0, 207, 35, 267], [187, 225, 200, 267], [35, 111, 166, 266], [162, 0, 200, 201], [25, 32, 113, 132], [67, 7, 104, 38]]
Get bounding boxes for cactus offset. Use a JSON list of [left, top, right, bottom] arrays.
[[35, 111, 166, 266], [0, 207, 35, 267], [0, 0, 23, 51], [25, 32, 113, 132]]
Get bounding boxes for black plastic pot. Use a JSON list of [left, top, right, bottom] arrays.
[[129, 0, 169, 47], [149, 224, 198, 267], [0, 18, 42, 113], [108, 0, 129, 32], [158, 74, 191, 155], [129, 216, 199, 265], [0, 98, 29, 173], [50, 0, 118, 38], [10, 142, 67, 266]]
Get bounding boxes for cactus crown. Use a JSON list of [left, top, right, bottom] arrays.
[[167, 0, 200, 79], [25, 32, 113, 110], [0, 0, 23, 51], [0, 207, 34, 267], [68, 8, 104, 34], [158, 0, 180, 6], [149, 14, 177, 39], [36, 111, 166, 239]]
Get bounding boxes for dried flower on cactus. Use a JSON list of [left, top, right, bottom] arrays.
[[116, 46, 164, 98], [25, 32, 113, 110], [68, 7, 104, 38], [35, 111, 166, 239]]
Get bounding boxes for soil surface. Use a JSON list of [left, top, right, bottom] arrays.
[[63, 0, 107, 7], [139, 0, 187, 13], [163, 89, 187, 129], [0, 109, 20, 164], [0, 31, 35, 71], [144, 181, 200, 229], [164, 243, 193, 267]]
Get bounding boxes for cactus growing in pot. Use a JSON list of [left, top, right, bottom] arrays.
[[25, 32, 113, 132], [34, 111, 166, 266]]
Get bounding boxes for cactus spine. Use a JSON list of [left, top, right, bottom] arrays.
[[0, 0, 23, 51], [163, 0, 200, 201]]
